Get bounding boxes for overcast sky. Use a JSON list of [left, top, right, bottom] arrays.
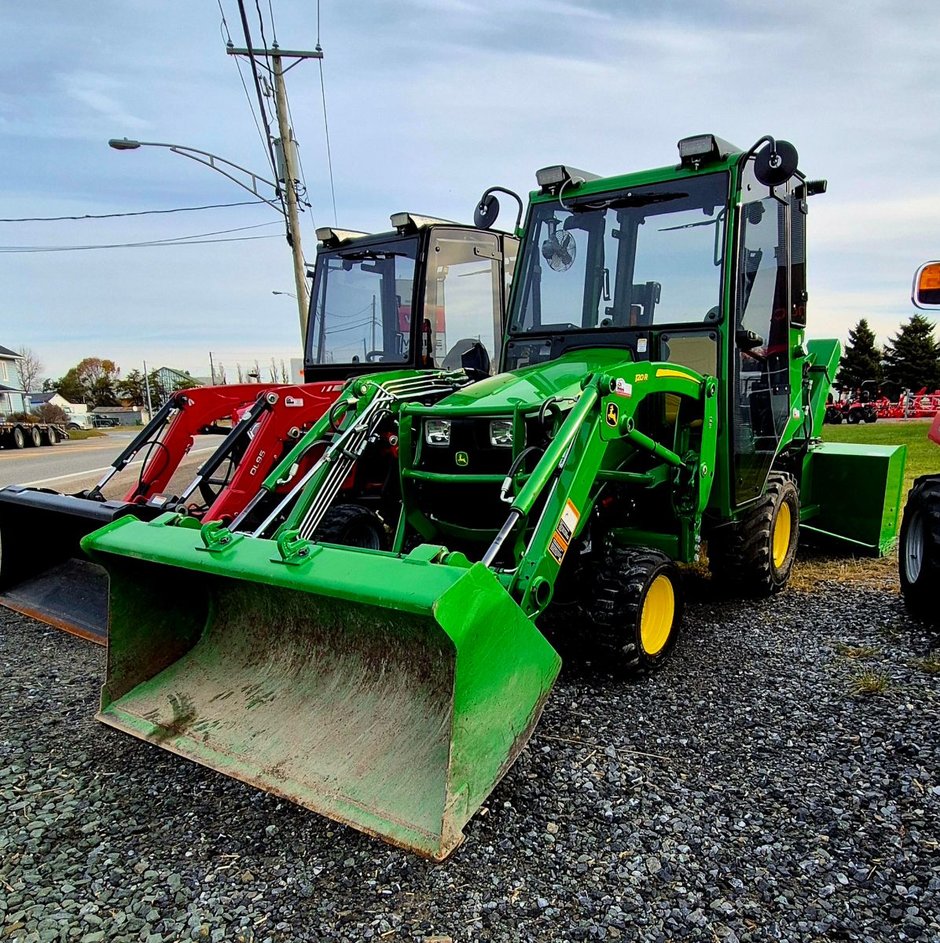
[[2, 0, 939, 384]]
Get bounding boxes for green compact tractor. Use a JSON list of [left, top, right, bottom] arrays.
[[83, 134, 906, 860]]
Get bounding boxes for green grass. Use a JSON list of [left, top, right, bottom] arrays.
[[822, 418, 937, 504], [65, 429, 106, 440], [833, 642, 880, 659], [849, 669, 890, 696]]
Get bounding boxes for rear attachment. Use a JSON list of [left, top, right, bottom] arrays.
[[800, 441, 907, 554]]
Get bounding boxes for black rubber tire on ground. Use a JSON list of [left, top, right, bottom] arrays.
[[45, 427, 59, 445], [708, 472, 800, 598], [585, 546, 683, 673], [11, 427, 26, 449], [866, 411, 878, 423], [847, 410, 861, 424], [28, 426, 42, 447], [898, 475, 940, 624], [312, 503, 387, 550]]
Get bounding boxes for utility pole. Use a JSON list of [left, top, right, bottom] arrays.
[[142, 360, 154, 420], [208, 351, 216, 386], [226, 42, 322, 340]]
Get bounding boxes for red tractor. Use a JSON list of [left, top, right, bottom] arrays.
[[0, 213, 518, 641]]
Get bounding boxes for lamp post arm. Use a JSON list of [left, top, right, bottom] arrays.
[[108, 138, 284, 216]]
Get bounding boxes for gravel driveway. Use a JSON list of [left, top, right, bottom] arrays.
[[1, 577, 938, 943]]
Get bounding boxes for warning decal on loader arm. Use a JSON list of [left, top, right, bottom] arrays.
[[549, 499, 580, 564]]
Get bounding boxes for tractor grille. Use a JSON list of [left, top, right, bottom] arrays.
[[417, 418, 515, 530]]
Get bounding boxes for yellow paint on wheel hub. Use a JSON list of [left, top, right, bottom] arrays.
[[772, 502, 792, 569], [640, 574, 675, 655]]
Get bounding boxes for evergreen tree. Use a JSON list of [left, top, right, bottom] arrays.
[[883, 314, 940, 392], [836, 318, 882, 392]]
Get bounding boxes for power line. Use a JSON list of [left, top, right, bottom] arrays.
[[0, 234, 280, 253], [0, 221, 282, 252], [0, 200, 269, 223], [266, 0, 278, 44], [315, 0, 337, 225], [318, 58, 337, 225], [218, 0, 271, 160], [235, 0, 281, 185]]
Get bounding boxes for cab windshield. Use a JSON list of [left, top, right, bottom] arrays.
[[308, 238, 418, 365], [511, 173, 728, 334]]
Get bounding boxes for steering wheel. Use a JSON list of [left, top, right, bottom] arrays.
[[365, 350, 384, 362]]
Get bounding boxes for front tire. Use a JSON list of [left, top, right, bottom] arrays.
[[709, 472, 799, 597], [313, 503, 387, 550], [899, 476, 940, 624], [587, 546, 683, 673]]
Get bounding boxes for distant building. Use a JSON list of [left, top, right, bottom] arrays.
[[29, 391, 88, 416], [0, 345, 27, 419], [0, 345, 22, 390], [153, 366, 201, 405]]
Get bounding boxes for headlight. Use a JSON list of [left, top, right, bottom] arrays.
[[425, 418, 451, 446], [489, 419, 513, 448]]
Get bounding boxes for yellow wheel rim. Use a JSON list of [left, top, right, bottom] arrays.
[[640, 574, 675, 656], [772, 501, 792, 570]]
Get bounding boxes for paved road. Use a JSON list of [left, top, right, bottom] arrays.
[[0, 432, 222, 495]]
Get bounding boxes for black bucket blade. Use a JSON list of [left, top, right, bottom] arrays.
[[0, 486, 160, 643]]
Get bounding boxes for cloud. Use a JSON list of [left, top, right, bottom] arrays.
[[59, 71, 149, 131]]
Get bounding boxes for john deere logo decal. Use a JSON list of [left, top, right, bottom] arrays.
[[605, 402, 619, 427], [455, 451, 469, 467]]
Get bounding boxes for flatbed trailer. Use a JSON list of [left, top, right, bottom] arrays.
[[0, 420, 67, 449]]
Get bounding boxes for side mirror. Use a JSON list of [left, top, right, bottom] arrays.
[[474, 193, 500, 230], [912, 261, 940, 310], [753, 138, 799, 187], [473, 186, 524, 233]]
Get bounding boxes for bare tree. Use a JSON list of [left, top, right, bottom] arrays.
[[16, 346, 44, 392], [269, 357, 290, 383]]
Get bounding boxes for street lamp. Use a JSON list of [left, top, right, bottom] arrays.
[[272, 290, 297, 299], [108, 137, 309, 336]]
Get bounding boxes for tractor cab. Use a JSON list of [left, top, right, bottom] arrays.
[[305, 215, 517, 381]]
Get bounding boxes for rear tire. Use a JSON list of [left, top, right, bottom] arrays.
[[586, 546, 683, 673], [899, 475, 940, 624], [313, 504, 387, 550], [708, 472, 799, 597], [12, 427, 26, 449], [45, 428, 59, 445], [28, 426, 42, 447]]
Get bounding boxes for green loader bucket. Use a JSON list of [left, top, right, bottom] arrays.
[[82, 517, 560, 860]]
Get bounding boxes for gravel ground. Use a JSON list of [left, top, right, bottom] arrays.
[[1, 578, 938, 943]]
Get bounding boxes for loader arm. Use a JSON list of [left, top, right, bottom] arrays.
[[123, 384, 284, 502], [501, 362, 718, 615]]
